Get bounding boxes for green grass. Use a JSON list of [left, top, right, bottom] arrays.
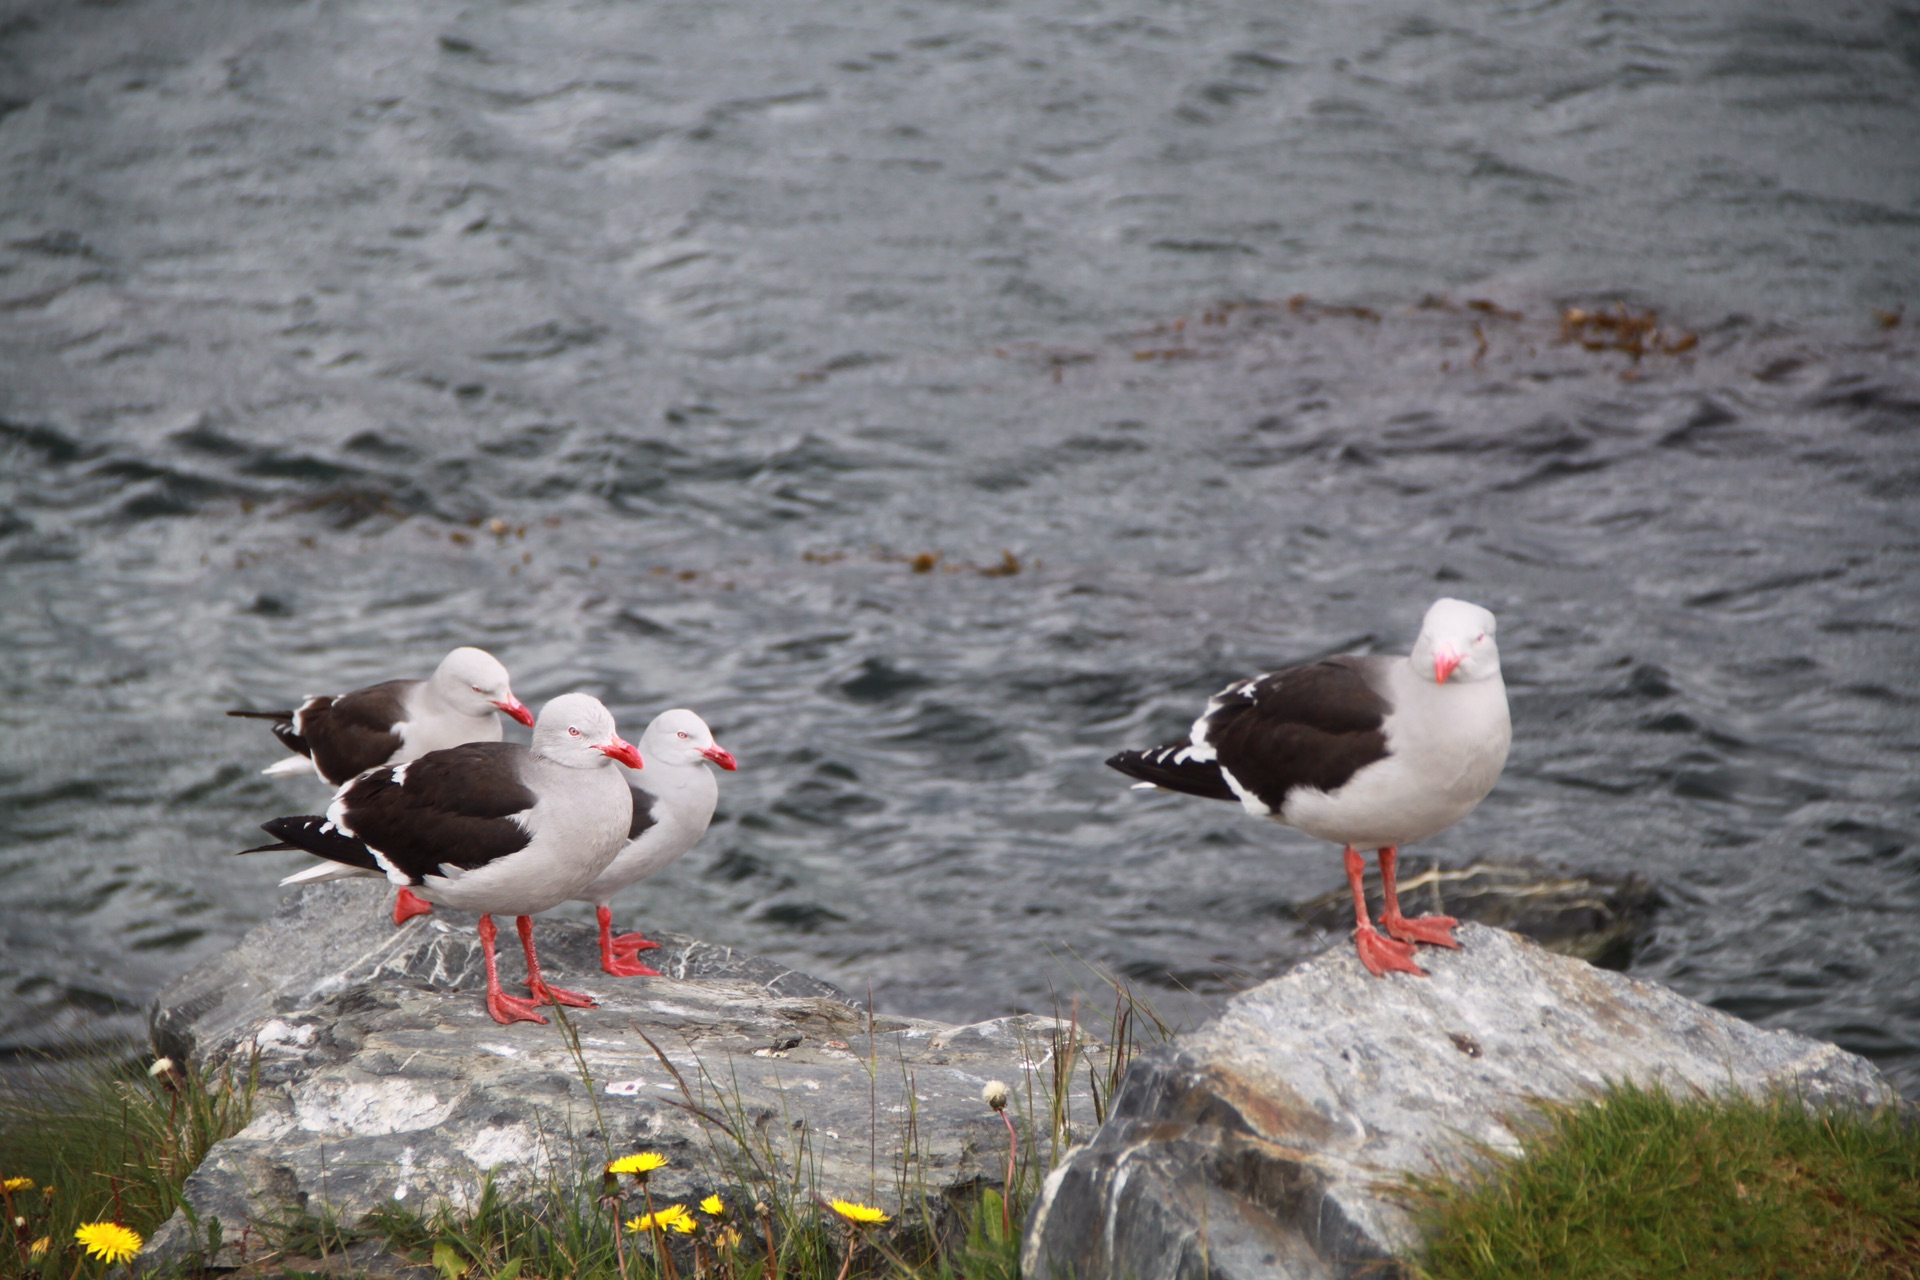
[[277, 1172, 1024, 1280], [0, 1045, 256, 1277], [1411, 1081, 1920, 1280]]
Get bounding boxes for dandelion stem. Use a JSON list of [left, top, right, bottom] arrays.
[[611, 1197, 630, 1280], [1000, 1108, 1019, 1238], [758, 1202, 780, 1280], [639, 1184, 681, 1280], [832, 1230, 857, 1280], [1, 1184, 22, 1266]]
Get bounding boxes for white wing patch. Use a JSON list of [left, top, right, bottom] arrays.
[[1183, 719, 1219, 763], [322, 793, 358, 839], [292, 697, 322, 734], [1216, 763, 1274, 818], [363, 846, 405, 885], [1187, 678, 1260, 764]]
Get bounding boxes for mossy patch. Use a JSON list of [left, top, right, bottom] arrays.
[[1412, 1081, 1920, 1280]]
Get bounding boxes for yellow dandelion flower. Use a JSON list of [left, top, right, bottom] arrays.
[[627, 1203, 696, 1234], [827, 1198, 890, 1226], [28, 1235, 49, 1256], [74, 1221, 144, 1264], [2, 1176, 33, 1193], [700, 1194, 726, 1218], [607, 1152, 669, 1177]]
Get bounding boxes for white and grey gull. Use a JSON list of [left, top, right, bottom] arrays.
[[227, 645, 535, 785], [1106, 597, 1511, 977], [577, 709, 738, 977], [244, 692, 642, 1024]]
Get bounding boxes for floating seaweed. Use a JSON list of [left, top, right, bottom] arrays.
[[1466, 298, 1525, 322], [1560, 303, 1697, 361]]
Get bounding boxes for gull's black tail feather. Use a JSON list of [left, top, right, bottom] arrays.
[[1106, 739, 1238, 802], [269, 723, 312, 757], [250, 815, 381, 873], [227, 708, 313, 759]]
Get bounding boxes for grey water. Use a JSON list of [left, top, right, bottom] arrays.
[[2, 0, 1918, 1095]]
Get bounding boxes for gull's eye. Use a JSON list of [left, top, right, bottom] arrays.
[[677, 731, 690, 740], [472, 684, 486, 693], [568, 726, 581, 737], [1475, 633, 1487, 645]]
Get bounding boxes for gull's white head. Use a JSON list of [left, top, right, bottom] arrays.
[[532, 693, 643, 770], [433, 646, 534, 725], [640, 708, 738, 772], [1409, 598, 1502, 686]]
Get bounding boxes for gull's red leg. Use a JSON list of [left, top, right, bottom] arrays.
[[519, 915, 596, 1008], [597, 905, 663, 978], [1346, 846, 1424, 977], [1377, 846, 1461, 949], [478, 914, 547, 1025], [393, 887, 434, 926]]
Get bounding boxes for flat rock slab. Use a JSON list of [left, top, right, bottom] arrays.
[[144, 882, 1095, 1272], [1023, 923, 1897, 1280]]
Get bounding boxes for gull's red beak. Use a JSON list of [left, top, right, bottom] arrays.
[[496, 696, 535, 727], [1434, 648, 1463, 685], [600, 735, 643, 769], [701, 744, 739, 772]]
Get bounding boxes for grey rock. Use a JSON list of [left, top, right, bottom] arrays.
[[143, 881, 1095, 1272], [1023, 923, 1898, 1280]]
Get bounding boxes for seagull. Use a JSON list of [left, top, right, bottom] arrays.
[[227, 645, 536, 784], [1106, 598, 1511, 977], [245, 692, 643, 1024], [577, 709, 738, 977]]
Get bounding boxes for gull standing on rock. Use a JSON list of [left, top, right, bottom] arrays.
[[244, 693, 642, 1024], [1106, 598, 1511, 977], [579, 709, 738, 977]]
